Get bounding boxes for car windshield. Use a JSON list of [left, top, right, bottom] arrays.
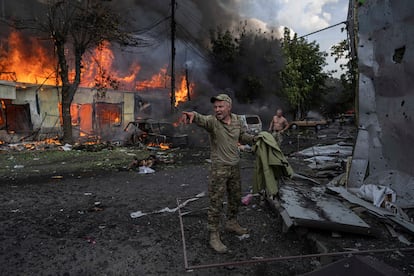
[[246, 117, 260, 124]]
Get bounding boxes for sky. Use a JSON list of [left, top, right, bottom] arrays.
[[228, 0, 350, 76]]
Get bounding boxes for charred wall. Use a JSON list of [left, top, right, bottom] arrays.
[[0, 82, 139, 142], [348, 0, 414, 186]]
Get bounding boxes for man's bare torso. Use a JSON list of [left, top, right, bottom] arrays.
[[271, 116, 288, 131]]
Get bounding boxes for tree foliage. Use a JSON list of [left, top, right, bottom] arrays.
[[330, 38, 357, 110], [280, 28, 328, 118], [209, 24, 283, 103]]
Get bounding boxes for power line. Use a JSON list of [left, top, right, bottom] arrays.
[[175, 24, 211, 62], [130, 16, 171, 34], [298, 21, 347, 39], [175, 3, 212, 38]]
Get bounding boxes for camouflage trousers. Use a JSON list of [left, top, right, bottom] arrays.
[[208, 163, 241, 232], [272, 131, 283, 146]]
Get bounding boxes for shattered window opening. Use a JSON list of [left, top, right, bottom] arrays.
[[392, 46, 406, 63]]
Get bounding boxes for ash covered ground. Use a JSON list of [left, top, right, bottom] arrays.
[[1, 123, 413, 275]]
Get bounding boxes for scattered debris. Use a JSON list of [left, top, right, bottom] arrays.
[[1, 139, 62, 151], [60, 143, 72, 151], [273, 179, 373, 236], [138, 166, 155, 174], [85, 236, 96, 245], [337, 129, 354, 139], [237, 234, 250, 240], [328, 186, 414, 235], [293, 143, 353, 158], [129, 210, 146, 218], [155, 151, 176, 164], [357, 184, 396, 208], [304, 255, 406, 276], [291, 143, 352, 179], [362, 170, 414, 209], [130, 191, 206, 218], [128, 156, 155, 170], [241, 194, 253, 205], [292, 173, 321, 185]]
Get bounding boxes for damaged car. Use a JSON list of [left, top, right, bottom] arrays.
[[124, 118, 188, 147], [240, 114, 263, 135]]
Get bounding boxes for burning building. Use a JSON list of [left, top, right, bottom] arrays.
[[0, 82, 131, 142], [0, 0, 284, 145], [0, 29, 195, 144], [0, 81, 194, 144]]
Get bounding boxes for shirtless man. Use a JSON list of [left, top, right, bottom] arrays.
[[268, 109, 289, 146]]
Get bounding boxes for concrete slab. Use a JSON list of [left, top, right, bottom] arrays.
[[277, 180, 373, 235]]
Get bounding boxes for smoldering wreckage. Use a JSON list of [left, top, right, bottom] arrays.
[[1, 1, 414, 275]]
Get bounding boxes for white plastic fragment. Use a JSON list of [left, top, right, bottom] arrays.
[[138, 166, 155, 174]]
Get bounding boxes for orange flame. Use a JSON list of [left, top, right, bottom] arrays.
[[147, 142, 170, 150], [0, 30, 194, 107], [0, 31, 58, 84], [175, 75, 193, 107], [136, 67, 168, 90], [80, 41, 141, 90], [0, 31, 142, 89]]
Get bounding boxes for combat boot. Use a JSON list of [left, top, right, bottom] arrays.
[[225, 219, 248, 235], [209, 231, 228, 253]]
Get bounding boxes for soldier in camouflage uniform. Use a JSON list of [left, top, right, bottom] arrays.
[[180, 93, 256, 253]]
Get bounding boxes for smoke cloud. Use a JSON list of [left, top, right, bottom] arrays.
[[1, 0, 287, 126]]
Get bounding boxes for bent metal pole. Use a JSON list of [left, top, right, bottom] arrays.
[[177, 197, 189, 269], [177, 197, 414, 271], [186, 247, 414, 270]]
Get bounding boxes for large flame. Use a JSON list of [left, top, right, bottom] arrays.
[[80, 41, 141, 90], [175, 75, 194, 107], [136, 67, 168, 90], [0, 31, 194, 106], [136, 67, 193, 106], [0, 31, 58, 84]]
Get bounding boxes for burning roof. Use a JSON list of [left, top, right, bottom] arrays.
[[0, 30, 193, 107]]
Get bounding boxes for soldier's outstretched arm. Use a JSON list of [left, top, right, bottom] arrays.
[[179, 111, 195, 124], [180, 111, 214, 131]]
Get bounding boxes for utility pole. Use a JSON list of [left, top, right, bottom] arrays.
[[184, 49, 191, 101], [185, 66, 191, 101], [170, 0, 176, 112]]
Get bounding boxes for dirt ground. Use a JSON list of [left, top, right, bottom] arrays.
[[1, 123, 413, 275]]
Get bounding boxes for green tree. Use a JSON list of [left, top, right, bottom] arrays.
[[321, 77, 350, 117], [280, 27, 328, 118], [330, 39, 357, 111], [209, 28, 239, 82]]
